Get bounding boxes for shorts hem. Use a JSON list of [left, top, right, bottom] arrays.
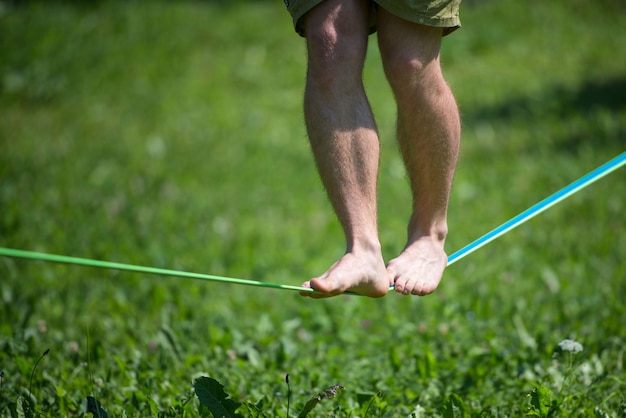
[[286, 0, 461, 37], [287, 0, 325, 37], [374, 0, 461, 35]]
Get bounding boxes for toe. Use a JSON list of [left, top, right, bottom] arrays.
[[393, 280, 406, 295], [299, 281, 313, 297]]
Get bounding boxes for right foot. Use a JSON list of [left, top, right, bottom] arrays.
[[300, 246, 390, 298]]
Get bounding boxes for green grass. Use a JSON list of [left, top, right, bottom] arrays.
[[1, 0, 625, 416]]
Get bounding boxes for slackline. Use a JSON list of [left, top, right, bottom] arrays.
[[0, 151, 624, 295]]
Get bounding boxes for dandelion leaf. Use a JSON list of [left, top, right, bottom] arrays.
[[193, 376, 243, 418]]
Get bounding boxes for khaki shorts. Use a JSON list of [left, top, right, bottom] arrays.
[[284, 0, 461, 37]]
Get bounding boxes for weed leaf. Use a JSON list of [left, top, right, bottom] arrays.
[[160, 324, 183, 363], [241, 399, 267, 418], [594, 407, 610, 418], [442, 393, 469, 418], [527, 385, 559, 417], [86, 396, 109, 418], [193, 376, 242, 418], [297, 384, 344, 418], [16, 397, 33, 418], [356, 391, 383, 417]]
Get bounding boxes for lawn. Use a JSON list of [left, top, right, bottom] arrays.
[[1, 0, 625, 416]]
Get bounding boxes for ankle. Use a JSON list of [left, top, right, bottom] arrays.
[[347, 236, 382, 255], [407, 221, 448, 245]]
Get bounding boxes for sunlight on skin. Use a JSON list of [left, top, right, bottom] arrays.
[[300, 235, 448, 298], [300, 249, 391, 298], [387, 236, 448, 296]]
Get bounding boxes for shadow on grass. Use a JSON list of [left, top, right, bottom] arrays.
[[465, 76, 626, 153]]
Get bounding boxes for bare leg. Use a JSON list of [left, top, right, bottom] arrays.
[[377, 9, 461, 295], [299, 0, 390, 298]]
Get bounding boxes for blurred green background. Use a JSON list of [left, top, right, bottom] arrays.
[[1, 0, 625, 416]]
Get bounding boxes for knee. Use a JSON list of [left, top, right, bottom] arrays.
[[303, 16, 368, 87], [379, 28, 443, 93], [381, 47, 436, 90], [305, 21, 341, 68]]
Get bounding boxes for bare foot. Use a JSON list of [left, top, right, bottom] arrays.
[[387, 236, 448, 296], [300, 246, 391, 298]]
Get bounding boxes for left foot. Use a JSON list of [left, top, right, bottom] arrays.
[[387, 235, 447, 296]]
